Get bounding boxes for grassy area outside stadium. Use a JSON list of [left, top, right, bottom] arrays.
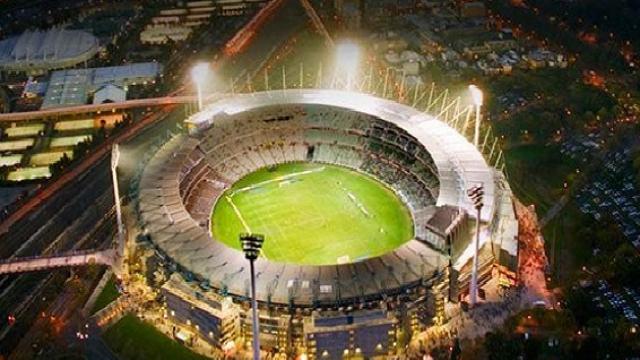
[[103, 315, 208, 360], [211, 162, 414, 266]]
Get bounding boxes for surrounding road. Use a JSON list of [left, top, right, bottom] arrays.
[[0, 106, 176, 237]]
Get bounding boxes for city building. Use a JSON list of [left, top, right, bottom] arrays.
[[362, 0, 422, 22], [334, 0, 363, 29], [140, 25, 193, 44], [93, 84, 126, 105], [458, 1, 486, 18], [304, 310, 396, 359], [41, 62, 162, 108], [163, 273, 241, 348]]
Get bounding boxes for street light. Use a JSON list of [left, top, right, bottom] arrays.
[[335, 41, 360, 90], [111, 144, 125, 273], [240, 233, 264, 360], [191, 62, 209, 111], [467, 184, 484, 307], [469, 85, 483, 148]]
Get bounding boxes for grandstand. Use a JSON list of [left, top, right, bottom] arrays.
[[136, 89, 519, 357], [139, 88, 518, 302], [139, 131, 446, 305]]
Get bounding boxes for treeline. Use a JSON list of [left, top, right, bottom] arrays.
[[486, 0, 630, 73], [488, 69, 617, 145], [632, 145, 640, 187]]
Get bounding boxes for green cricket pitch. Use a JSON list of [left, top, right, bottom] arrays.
[[211, 162, 414, 265]]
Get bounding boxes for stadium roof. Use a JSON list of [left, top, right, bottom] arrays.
[[92, 62, 161, 86], [93, 84, 126, 104], [0, 29, 99, 73], [187, 89, 496, 222], [138, 89, 518, 306]]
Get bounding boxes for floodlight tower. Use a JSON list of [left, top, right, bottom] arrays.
[[467, 184, 484, 307], [335, 41, 360, 91], [111, 144, 125, 273], [191, 62, 209, 111], [241, 234, 264, 360], [469, 85, 483, 148]]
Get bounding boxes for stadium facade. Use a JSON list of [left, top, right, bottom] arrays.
[[135, 89, 519, 358], [0, 28, 99, 75]]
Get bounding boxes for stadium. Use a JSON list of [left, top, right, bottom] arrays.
[[0, 28, 99, 75], [136, 88, 519, 358]]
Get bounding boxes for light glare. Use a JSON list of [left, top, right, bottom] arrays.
[[469, 84, 483, 106], [336, 41, 360, 74], [191, 62, 209, 84]]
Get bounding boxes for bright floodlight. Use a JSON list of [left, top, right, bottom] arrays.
[[469, 85, 484, 148], [469, 85, 483, 106], [335, 41, 360, 90], [111, 143, 120, 171], [336, 41, 360, 73], [191, 62, 209, 111], [191, 62, 209, 84]]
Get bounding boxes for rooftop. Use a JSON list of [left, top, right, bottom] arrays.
[[0, 28, 99, 73], [42, 62, 162, 109]]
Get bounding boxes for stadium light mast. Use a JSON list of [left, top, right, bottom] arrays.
[[469, 85, 483, 148], [241, 234, 264, 360], [191, 62, 209, 111], [335, 41, 360, 91], [467, 184, 484, 307], [111, 144, 125, 273]]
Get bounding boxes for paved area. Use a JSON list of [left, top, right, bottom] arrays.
[[406, 200, 554, 358]]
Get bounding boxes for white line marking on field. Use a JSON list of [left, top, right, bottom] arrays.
[[343, 187, 371, 218], [230, 166, 325, 196], [225, 196, 251, 232]]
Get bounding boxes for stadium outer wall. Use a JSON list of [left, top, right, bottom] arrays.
[[135, 89, 519, 358]]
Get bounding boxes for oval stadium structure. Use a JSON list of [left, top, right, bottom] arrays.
[[137, 89, 519, 357], [0, 29, 99, 75]]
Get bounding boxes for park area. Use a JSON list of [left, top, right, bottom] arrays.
[[90, 275, 120, 314], [104, 315, 208, 360]]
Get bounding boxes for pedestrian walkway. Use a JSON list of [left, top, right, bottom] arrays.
[[0, 249, 115, 274]]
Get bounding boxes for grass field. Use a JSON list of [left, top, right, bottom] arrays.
[[103, 315, 208, 360], [91, 275, 119, 314], [504, 144, 578, 214], [211, 162, 414, 265]]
